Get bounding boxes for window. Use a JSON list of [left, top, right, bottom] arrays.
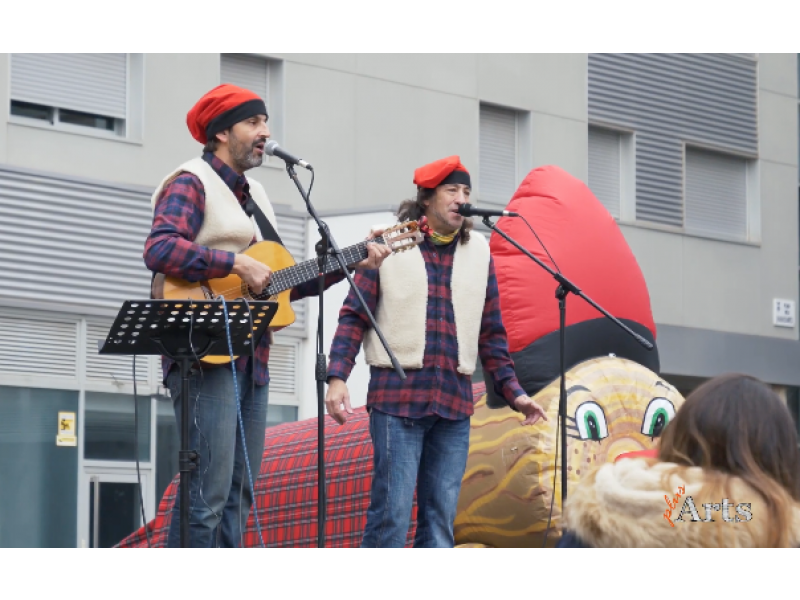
[[479, 103, 528, 207], [221, 53, 269, 102], [588, 54, 758, 237], [220, 54, 283, 164], [84, 392, 151, 462], [588, 127, 625, 218], [684, 147, 749, 241], [0, 386, 79, 547], [267, 405, 299, 428], [9, 54, 141, 137], [155, 399, 179, 504]]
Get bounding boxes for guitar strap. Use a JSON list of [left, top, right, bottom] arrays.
[[244, 193, 284, 246]]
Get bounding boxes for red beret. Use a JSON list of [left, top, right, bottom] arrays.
[[413, 155, 471, 189], [186, 84, 268, 144]]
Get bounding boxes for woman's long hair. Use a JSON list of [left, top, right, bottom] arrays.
[[396, 186, 472, 245], [659, 373, 800, 546]]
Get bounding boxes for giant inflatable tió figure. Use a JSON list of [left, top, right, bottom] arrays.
[[454, 164, 685, 547]]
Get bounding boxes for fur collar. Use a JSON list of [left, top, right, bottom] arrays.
[[562, 459, 800, 547]]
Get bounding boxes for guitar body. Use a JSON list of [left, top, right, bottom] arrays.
[[161, 241, 296, 365], [154, 220, 423, 366]]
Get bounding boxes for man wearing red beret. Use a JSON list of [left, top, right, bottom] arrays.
[[144, 84, 389, 548], [326, 156, 546, 547]]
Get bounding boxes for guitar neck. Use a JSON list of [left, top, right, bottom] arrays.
[[264, 237, 382, 296]]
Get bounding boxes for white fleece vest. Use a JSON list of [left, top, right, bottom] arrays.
[[150, 157, 279, 254], [363, 233, 491, 374]]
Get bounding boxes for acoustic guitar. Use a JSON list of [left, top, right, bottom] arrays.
[[152, 220, 423, 364]]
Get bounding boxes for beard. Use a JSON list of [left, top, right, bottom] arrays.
[[228, 130, 264, 171], [430, 206, 461, 235]]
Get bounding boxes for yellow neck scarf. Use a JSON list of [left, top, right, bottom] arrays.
[[428, 230, 457, 245]]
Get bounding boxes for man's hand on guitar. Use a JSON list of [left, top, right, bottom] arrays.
[[232, 253, 272, 293], [325, 377, 353, 425], [353, 228, 392, 271]]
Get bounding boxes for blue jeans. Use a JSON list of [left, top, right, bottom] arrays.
[[165, 365, 269, 548], [361, 409, 471, 548]]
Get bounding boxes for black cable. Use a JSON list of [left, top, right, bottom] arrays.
[[542, 410, 561, 548], [519, 215, 561, 274], [132, 355, 152, 548], [307, 167, 315, 199], [497, 212, 560, 544], [239, 299, 258, 548], [517, 214, 563, 545], [220, 297, 266, 548], [187, 307, 222, 547]]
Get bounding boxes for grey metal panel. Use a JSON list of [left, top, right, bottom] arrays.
[[220, 54, 268, 100], [267, 341, 297, 397], [0, 168, 153, 310], [10, 53, 127, 119], [588, 127, 621, 218], [479, 104, 517, 206], [0, 309, 78, 379], [588, 53, 758, 228], [273, 210, 307, 338], [685, 147, 747, 240], [657, 324, 800, 387]]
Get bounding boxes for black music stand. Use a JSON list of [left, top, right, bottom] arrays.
[[98, 299, 278, 548]]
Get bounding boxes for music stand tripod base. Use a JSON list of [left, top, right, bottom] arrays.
[[99, 299, 279, 547]]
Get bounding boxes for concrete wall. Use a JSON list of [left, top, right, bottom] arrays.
[[299, 209, 395, 420]]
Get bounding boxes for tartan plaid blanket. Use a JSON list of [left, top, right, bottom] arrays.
[[117, 382, 486, 548]]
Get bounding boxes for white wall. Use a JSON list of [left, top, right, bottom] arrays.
[[298, 210, 395, 420]]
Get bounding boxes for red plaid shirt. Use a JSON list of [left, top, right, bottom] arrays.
[[328, 235, 525, 420], [144, 152, 343, 385]]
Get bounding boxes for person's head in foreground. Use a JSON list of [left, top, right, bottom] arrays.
[[558, 373, 800, 548]]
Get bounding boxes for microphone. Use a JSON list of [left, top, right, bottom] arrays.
[[264, 140, 312, 170], [457, 203, 519, 218]]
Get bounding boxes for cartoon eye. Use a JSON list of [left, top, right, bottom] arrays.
[[641, 397, 676, 437], [574, 401, 608, 441]]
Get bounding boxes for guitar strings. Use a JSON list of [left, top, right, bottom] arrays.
[[200, 233, 411, 300]]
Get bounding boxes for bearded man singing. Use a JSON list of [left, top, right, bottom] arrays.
[[144, 84, 389, 547]]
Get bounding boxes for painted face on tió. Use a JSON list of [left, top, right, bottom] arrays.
[[455, 356, 685, 548], [561, 374, 680, 466]]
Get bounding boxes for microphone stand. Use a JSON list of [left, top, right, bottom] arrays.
[[480, 215, 652, 509], [284, 163, 406, 548]]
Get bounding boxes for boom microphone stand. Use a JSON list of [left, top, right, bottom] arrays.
[[481, 215, 653, 507], [283, 163, 406, 548]]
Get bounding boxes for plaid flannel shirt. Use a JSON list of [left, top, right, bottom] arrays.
[[328, 235, 525, 420], [144, 152, 343, 385]]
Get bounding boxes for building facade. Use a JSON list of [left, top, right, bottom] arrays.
[[0, 53, 797, 548]]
